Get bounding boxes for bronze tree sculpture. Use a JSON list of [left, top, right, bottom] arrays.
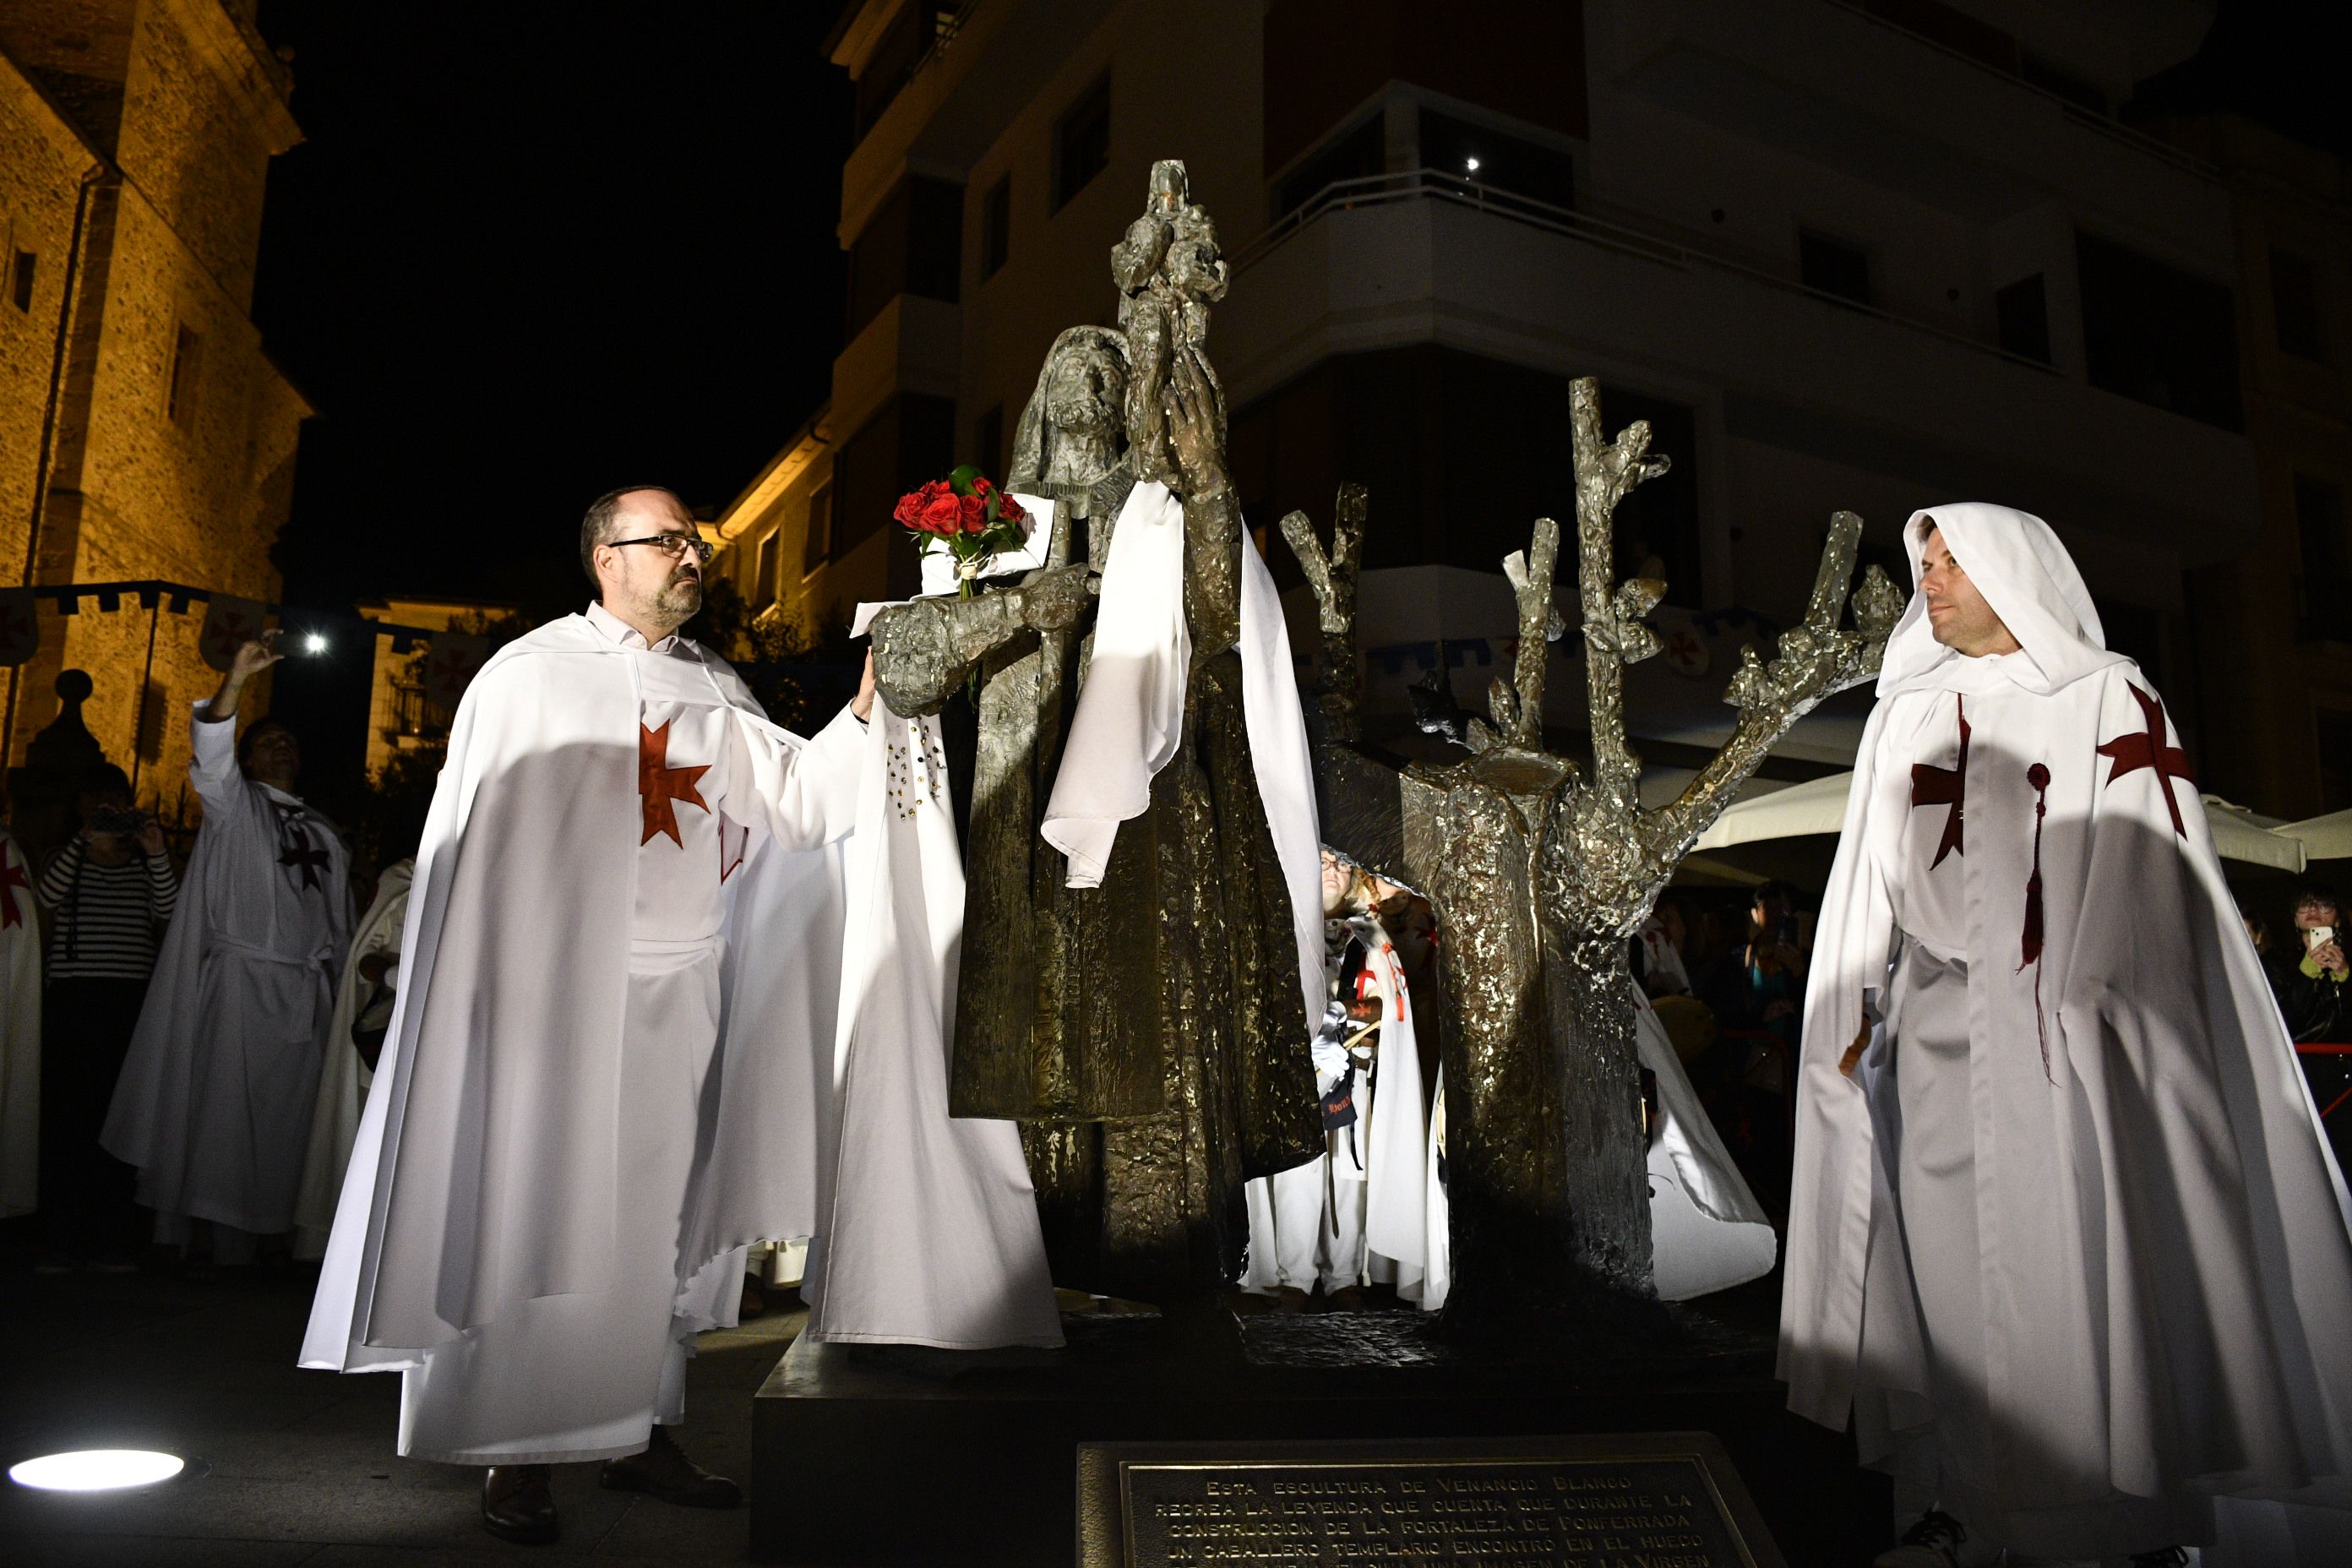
[[1283, 384, 1903, 1324]]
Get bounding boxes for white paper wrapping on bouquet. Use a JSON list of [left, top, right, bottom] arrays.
[[915, 494, 1056, 599]]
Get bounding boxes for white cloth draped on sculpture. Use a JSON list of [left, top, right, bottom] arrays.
[[1040, 483, 1326, 1044], [293, 858, 411, 1260], [798, 696, 1061, 1348]]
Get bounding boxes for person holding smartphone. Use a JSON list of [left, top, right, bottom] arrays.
[[2272, 886, 2352, 1174]]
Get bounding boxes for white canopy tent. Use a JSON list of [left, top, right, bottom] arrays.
[[2278, 808, 2352, 863], [1694, 774, 2307, 874]]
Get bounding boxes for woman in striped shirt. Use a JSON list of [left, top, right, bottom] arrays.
[[38, 765, 177, 1265]]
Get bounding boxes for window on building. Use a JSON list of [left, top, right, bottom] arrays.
[[834, 394, 956, 596], [1228, 345, 1703, 605], [8, 250, 33, 313], [1995, 273, 2052, 364], [2272, 247, 2329, 364], [803, 482, 834, 577], [979, 174, 1011, 282], [845, 176, 964, 340], [1275, 113, 1385, 221], [1051, 73, 1112, 214], [853, 3, 961, 139], [754, 530, 777, 607], [166, 323, 203, 430], [1417, 109, 1575, 211], [1799, 230, 1873, 308], [2295, 472, 2352, 643], [2077, 231, 2242, 432], [974, 403, 1004, 480]]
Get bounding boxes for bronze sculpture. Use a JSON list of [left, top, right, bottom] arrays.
[[1284, 383, 1903, 1324], [868, 163, 1320, 1301]]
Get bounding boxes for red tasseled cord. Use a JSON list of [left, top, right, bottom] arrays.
[[2021, 762, 2054, 1082]]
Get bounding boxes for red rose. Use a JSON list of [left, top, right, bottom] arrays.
[[995, 491, 1026, 529], [893, 479, 948, 530], [917, 486, 966, 536], [958, 493, 987, 533]]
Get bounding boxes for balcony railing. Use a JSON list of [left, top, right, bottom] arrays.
[[1233, 166, 2064, 378], [1816, 0, 2219, 178]]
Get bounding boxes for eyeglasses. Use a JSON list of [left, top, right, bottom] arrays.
[[607, 532, 715, 564]]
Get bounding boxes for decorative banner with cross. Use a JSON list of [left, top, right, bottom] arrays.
[[199, 595, 273, 672]]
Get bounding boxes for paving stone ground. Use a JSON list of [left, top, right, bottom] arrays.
[[0, 1255, 803, 1567]]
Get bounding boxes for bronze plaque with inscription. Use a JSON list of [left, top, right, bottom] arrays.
[[1076, 1434, 1781, 1568]]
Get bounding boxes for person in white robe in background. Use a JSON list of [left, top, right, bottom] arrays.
[[302, 487, 872, 1546], [1, 825, 41, 1220], [1243, 851, 1446, 1309], [1780, 504, 2352, 1568], [103, 641, 351, 1268], [292, 856, 411, 1260]]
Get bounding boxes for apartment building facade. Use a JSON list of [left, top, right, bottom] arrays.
[[721, 0, 2293, 797]]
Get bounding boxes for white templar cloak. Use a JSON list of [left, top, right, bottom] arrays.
[[2, 828, 41, 1218], [105, 709, 351, 1236], [1778, 504, 2352, 1554], [302, 613, 1057, 1375], [292, 858, 411, 1260]]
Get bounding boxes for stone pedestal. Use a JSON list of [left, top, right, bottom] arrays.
[[750, 1304, 1886, 1565]]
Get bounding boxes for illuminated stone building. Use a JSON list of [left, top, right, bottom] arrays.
[[0, 0, 308, 805]]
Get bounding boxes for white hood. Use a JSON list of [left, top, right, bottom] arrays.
[[1877, 502, 2127, 699]]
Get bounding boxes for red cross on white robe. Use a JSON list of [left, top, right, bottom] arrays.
[[2095, 683, 2193, 837], [1909, 694, 1969, 868], [639, 720, 711, 847]]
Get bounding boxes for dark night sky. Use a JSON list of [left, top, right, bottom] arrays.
[[237, 2, 2334, 808], [248, 3, 851, 796]]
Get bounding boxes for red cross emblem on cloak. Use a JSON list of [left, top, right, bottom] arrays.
[[640, 721, 710, 847], [0, 851, 29, 928], [2095, 683, 2193, 837], [1908, 694, 1969, 868]]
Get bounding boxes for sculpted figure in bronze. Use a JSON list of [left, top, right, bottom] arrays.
[[868, 164, 1318, 1301]]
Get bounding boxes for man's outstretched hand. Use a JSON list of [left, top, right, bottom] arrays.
[[852, 649, 876, 722], [206, 636, 284, 721]]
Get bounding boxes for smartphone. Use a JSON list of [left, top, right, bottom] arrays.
[[2307, 925, 2336, 953]]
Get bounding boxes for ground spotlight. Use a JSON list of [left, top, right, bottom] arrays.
[[9, 1450, 186, 1492]]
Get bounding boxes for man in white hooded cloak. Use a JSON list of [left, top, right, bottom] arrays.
[[1779, 504, 2352, 1567]]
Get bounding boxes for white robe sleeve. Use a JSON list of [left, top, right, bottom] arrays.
[[189, 707, 243, 809], [711, 702, 866, 852]]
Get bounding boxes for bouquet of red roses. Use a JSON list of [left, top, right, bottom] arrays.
[[893, 466, 1029, 598]]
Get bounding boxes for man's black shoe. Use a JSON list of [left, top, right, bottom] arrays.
[[482, 1462, 558, 1544]]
